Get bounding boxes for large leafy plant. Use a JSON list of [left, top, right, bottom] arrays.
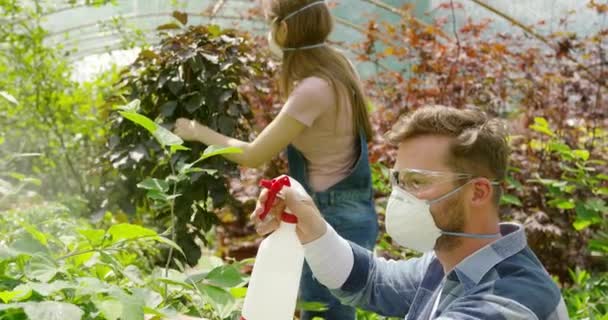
[[0, 105, 250, 320], [106, 21, 275, 265], [0, 203, 249, 320]]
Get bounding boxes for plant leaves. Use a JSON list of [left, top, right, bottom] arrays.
[[23, 301, 84, 320], [107, 223, 157, 243], [23, 280, 74, 296], [172, 11, 188, 25], [196, 284, 236, 319], [78, 228, 106, 247], [19, 222, 48, 246], [119, 110, 183, 146], [0, 91, 18, 105], [572, 149, 590, 161], [123, 265, 145, 285], [93, 298, 122, 320], [137, 178, 170, 193], [119, 110, 156, 133], [26, 255, 60, 282], [200, 145, 242, 161], [160, 100, 178, 117], [157, 23, 181, 31], [500, 194, 522, 207], [548, 198, 575, 210], [155, 236, 186, 259], [117, 99, 140, 112], [0, 290, 25, 303], [204, 264, 246, 288], [529, 117, 554, 137], [10, 233, 49, 256]]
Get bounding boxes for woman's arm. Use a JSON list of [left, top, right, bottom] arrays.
[[174, 77, 333, 168], [174, 112, 306, 168]]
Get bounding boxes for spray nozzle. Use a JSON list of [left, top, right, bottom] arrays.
[[258, 176, 292, 221]]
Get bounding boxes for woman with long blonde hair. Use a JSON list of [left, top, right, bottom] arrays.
[[174, 1, 378, 318]]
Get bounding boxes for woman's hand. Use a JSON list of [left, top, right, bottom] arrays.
[[249, 185, 327, 244], [173, 118, 202, 142]]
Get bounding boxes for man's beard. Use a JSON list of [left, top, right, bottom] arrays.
[[434, 194, 466, 252]]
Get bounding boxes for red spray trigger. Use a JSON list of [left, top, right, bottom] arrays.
[[258, 176, 291, 221]]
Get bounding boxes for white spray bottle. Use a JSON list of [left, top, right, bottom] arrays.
[[241, 175, 307, 320]]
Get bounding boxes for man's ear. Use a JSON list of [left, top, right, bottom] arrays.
[[470, 178, 492, 206]]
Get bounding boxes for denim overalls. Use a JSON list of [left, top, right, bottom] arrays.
[[287, 132, 379, 320]]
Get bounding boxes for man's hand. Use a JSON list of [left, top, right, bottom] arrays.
[[249, 186, 327, 244]]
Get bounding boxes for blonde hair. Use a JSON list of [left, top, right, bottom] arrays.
[[268, 0, 373, 140]]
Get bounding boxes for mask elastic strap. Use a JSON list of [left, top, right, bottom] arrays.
[[427, 182, 469, 205], [440, 231, 501, 239], [282, 1, 326, 21]]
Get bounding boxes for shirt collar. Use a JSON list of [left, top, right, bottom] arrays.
[[449, 222, 527, 289]]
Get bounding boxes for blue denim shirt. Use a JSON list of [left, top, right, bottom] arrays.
[[332, 223, 569, 320]]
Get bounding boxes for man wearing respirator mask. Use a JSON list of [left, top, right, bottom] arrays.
[[252, 105, 569, 319]]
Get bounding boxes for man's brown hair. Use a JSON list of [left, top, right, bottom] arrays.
[[386, 105, 509, 204]]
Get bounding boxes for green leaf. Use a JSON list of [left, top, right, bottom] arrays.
[[170, 144, 190, 153], [0, 303, 23, 312], [0, 290, 25, 303], [200, 145, 242, 161], [529, 117, 554, 137], [0, 245, 20, 259], [78, 229, 106, 246], [119, 111, 183, 146], [23, 280, 73, 296], [196, 284, 236, 319], [505, 175, 523, 192], [160, 100, 178, 117], [230, 287, 247, 298], [107, 223, 157, 243], [119, 111, 156, 132], [157, 22, 182, 30], [297, 301, 328, 312], [196, 255, 225, 273], [132, 288, 163, 309], [75, 277, 113, 296], [93, 298, 122, 320], [23, 301, 84, 320], [26, 254, 59, 282], [572, 149, 590, 161], [204, 264, 245, 288], [585, 198, 607, 213], [156, 236, 186, 259], [154, 124, 184, 146], [573, 219, 592, 231], [208, 24, 222, 37], [10, 232, 49, 256], [0, 91, 18, 105], [109, 288, 145, 320], [123, 265, 145, 285], [117, 99, 140, 112], [172, 11, 188, 25], [19, 222, 48, 246], [137, 178, 169, 193], [548, 142, 571, 154], [548, 198, 575, 210], [595, 187, 608, 196], [500, 194, 522, 207]]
